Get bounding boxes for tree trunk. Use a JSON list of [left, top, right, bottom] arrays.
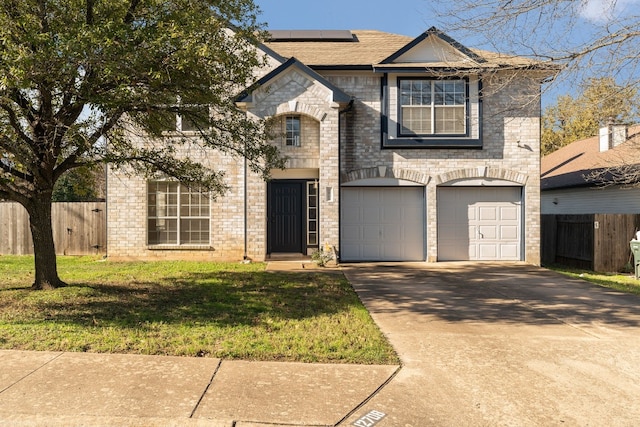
[[27, 195, 67, 290]]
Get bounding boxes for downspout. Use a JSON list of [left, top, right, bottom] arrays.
[[243, 153, 248, 261], [104, 162, 108, 260]]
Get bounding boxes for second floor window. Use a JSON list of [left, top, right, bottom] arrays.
[[285, 116, 301, 146], [399, 79, 466, 136]]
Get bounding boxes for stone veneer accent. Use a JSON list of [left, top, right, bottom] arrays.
[[342, 166, 430, 185]]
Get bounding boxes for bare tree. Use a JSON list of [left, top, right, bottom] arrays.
[[430, 0, 640, 93], [585, 125, 640, 186]]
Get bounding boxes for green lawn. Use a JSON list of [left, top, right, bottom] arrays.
[[547, 265, 640, 296], [0, 256, 398, 364]]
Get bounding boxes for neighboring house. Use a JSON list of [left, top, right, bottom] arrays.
[[540, 124, 640, 271], [541, 124, 640, 214], [107, 27, 551, 263]]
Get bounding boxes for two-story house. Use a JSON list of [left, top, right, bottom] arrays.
[[106, 27, 550, 263]]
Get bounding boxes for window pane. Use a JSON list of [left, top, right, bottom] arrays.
[[180, 106, 208, 132], [148, 218, 177, 244], [308, 232, 317, 246], [435, 106, 465, 134], [149, 110, 177, 133], [399, 80, 431, 106], [402, 106, 431, 134], [180, 219, 210, 244], [285, 116, 301, 146], [434, 80, 465, 106]]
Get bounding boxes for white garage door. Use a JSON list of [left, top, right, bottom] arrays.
[[341, 187, 425, 261], [437, 187, 522, 261]]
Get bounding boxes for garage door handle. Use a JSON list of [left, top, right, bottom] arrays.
[[478, 231, 484, 239]]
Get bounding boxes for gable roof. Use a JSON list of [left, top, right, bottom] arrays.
[[237, 57, 352, 104], [541, 125, 640, 190], [263, 28, 546, 70], [379, 27, 485, 65]]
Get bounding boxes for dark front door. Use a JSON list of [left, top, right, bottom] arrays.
[[268, 181, 305, 253]]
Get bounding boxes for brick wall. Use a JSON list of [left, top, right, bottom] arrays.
[[330, 71, 541, 264], [108, 66, 542, 264]]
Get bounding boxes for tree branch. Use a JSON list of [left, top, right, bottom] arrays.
[[0, 159, 34, 182], [124, 0, 141, 24]]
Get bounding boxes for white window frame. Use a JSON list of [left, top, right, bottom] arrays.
[[285, 115, 301, 147], [147, 181, 211, 246], [307, 181, 318, 246], [399, 78, 467, 136]]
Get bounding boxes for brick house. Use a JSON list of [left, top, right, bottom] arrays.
[[107, 27, 550, 263]]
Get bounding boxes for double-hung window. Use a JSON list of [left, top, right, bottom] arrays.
[[147, 181, 210, 246], [399, 79, 466, 136], [285, 116, 301, 146]]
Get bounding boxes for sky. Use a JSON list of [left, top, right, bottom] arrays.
[[254, 0, 640, 108], [255, 0, 437, 38]]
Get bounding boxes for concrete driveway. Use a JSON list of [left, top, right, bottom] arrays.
[[340, 262, 640, 427]]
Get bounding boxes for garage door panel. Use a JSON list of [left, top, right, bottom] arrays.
[[438, 187, 522, 261], [500, 206, 519, 220], [468, 207, 476, 221], [500, 225, 519, 240], [500, 244, 519, 258], [478, 225, 497, 239], [363, 208, 381, 223], [478, 206, 497, 221], [468, 244, 477, 259], [478, 244, 498, 259], [382, 223, 402, 239], [382, 206, 402, 223], [341, 187, 425, 261], [362, 245, 382, 259], [342, 225, 361, 240], [363, 225, 380, 240]]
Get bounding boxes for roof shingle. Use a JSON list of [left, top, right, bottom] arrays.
[[541, 125, 640, 190], [264, 29, 544, 69]]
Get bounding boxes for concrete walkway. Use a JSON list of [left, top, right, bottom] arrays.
[[3, 261, 640, 426]]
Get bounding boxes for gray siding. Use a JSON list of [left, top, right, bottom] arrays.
[[542, 187, 640, 214]]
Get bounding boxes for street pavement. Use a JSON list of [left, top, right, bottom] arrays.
[[2, 261, 640, 426]]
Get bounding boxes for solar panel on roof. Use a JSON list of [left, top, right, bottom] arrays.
[[268, 30, 355, 42]]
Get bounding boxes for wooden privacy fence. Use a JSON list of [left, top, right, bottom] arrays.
[[542, 214, 640, 272], [0, 202, 106, 256]]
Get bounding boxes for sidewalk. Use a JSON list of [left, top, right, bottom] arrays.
[[0, 261, 398, 427], [0, 351, 398, 427]]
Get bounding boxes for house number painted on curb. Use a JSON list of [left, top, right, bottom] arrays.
[[353, 410, 387, 426]]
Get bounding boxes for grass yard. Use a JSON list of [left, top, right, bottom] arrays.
[[0, 256, 398, 364], [547, 265, 640, 296]]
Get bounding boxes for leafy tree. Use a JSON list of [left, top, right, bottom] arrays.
[[52, 166, 102, 202], [542, 77, 639, 154], [0, 0, 283, 289]]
